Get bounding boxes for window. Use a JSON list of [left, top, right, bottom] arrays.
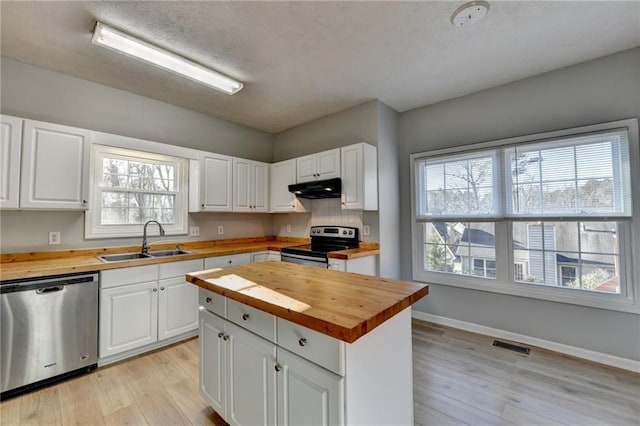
[[411, 119, 638, 312], [86, 145, 189, 238]]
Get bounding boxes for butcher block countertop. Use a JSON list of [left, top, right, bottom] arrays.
[[187, 261, 428, 343], [0, 237, 380, 281]]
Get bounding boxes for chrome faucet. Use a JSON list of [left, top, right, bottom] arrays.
[[142, 220, 165, 254]]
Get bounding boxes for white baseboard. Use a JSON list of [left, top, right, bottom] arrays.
[[411, 310, 640, 373]]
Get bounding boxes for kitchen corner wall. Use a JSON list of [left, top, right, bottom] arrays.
[[0, 57, 275, 253], [272, 100, 395, 276]]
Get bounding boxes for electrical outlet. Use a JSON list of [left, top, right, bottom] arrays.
[[363, 225, 370, 236], [49, 231, 61, 245], [189, 226, 200, 237], [217, 225, 224, 235], [286, 224, 291, 233]]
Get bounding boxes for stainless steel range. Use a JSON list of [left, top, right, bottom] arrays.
[[281, 226, 359, 268]]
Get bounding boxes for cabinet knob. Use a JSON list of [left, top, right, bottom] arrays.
[[153, 288, 158, 292], [274, 364, 282, 372], [82, 200, 87, 204], [201, 203, 205, 208], [218, 332, 225, 339], [160, 287, 165, 291], [242, 313, 250, 321], [228, 260, 232, 264], [206, 297, 212, 303], [298, 338, 307, 347], [223, 334, 229, 341]]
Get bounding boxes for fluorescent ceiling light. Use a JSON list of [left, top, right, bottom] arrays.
[[92, 22, 243, 95]]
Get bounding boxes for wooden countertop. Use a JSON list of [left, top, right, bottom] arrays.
[[187, 261, 428, 343], [0, 237, 379, 281]]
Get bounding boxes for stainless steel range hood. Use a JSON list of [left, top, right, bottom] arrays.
[[288, 178, 341, 199]]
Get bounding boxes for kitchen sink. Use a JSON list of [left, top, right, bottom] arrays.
[[97, 253, 153, 262], [147, 249, 192, 257]]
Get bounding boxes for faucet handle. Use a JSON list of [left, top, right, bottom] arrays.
[[175, 243, 181, 250]]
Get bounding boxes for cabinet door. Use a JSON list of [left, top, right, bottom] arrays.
[[99, 281, 158, 358], [0, 115, 22, 209], [296, 154, 317, 183], [252, 161, 269, 212], [201, 153, 233, 212], [158, 276, 199, 341], [270, 160, 297, 212], [20, 120, 90, 209], [199, 309, 227, 418], [233, 158, 251, 212], [316, 148, 341, 180], [226, 322, 277, 426], [340, 144, 363, 210], [277, 348, 343, 426]]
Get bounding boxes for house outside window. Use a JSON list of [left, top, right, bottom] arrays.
[[85, 145, 189, 238], [411, 119, 638, 313]]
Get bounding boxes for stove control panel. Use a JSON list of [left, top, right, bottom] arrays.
[[310, 226, 359, 240]]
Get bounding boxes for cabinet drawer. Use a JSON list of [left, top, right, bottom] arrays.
[[199, 288, 226, 318], [277, 318, 344, 376], [227, 299, 276, 343], [204, 253, 251, 269], [159, 259, 204, 279], [101, 264, 158, 289]]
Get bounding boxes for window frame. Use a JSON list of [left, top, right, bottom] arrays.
[[85, 144, 189, 239], [410, 118, 639, 313]]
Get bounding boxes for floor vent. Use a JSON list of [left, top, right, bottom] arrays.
[[492, 340, 531, 355]]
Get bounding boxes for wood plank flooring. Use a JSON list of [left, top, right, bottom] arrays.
[[1, 320, 638, 425]]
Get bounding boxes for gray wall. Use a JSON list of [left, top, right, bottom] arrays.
[[0, 57, 274, 252], [398, 48, 640, 360], [1, 57, 273, 162], [273, 101, 380, 161], [376, 102, 401, 278]]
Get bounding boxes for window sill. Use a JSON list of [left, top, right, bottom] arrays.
[[413, 269, 639, 314]]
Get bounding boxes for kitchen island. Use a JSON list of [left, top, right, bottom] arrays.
[[187, 261, 428, 426]]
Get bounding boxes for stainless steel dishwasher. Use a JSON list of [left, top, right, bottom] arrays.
[[0, 272, 98, 399]]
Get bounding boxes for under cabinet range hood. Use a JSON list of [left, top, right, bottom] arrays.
[[288, 178, 342, 199]]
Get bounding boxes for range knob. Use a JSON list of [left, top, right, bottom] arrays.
[[343, 230, 347, 235], [349, 230, 353, 235]]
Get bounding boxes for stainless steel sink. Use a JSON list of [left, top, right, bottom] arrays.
[[147, 249, 192, 257], [97, 253, 153, 262]]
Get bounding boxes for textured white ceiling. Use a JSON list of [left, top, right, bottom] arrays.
[[1, 1, 639, 133]]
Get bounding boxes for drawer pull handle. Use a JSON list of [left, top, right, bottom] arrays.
[[217, 332, 225, 339], [274, 364, 282, 372], [206, 297, 212, 303], [242, 313, 250, 321], [223, 334, 229, 341], [298, 338, 307, 347], [153, 288, 158, 292]]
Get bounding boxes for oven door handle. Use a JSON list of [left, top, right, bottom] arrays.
[[281, 253, 327, 263]]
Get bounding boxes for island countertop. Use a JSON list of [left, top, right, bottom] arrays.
[[186, 261, 428, 343]]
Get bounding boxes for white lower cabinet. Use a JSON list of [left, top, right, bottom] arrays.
[[199, 290, 343, 426], [99, 259, 202, 361], [276, 348, 343, 426], [100, 281, 158, 357], [328, 255, 377, 276], [200, 309, 277, 426]]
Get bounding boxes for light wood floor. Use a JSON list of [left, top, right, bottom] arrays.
[[1, 320, 638, 425]]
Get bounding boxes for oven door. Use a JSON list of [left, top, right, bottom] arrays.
[[280, 253, 328, 268]]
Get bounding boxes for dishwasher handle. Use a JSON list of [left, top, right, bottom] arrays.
[[36, 286, 64, 294]]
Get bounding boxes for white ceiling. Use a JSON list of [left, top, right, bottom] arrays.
[[1, 1, 639, 133]]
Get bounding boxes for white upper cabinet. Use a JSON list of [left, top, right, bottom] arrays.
[[200, 152, 233, 212], [270, 159, 297, 212], [20, 120, 90, 209], [296, 148, 340, 183], [0, 115, 23, 209], [233, 158, 269, 212], [340, 142, 378, 211]]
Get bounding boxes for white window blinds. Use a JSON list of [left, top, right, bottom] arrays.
[[505, 129, 631, 218]]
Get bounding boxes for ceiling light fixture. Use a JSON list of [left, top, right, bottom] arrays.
[[91, 22, 243, 95], [451, 1, 490, 28]]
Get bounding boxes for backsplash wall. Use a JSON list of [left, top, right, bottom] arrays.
[[272, 198, 379, 242]]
